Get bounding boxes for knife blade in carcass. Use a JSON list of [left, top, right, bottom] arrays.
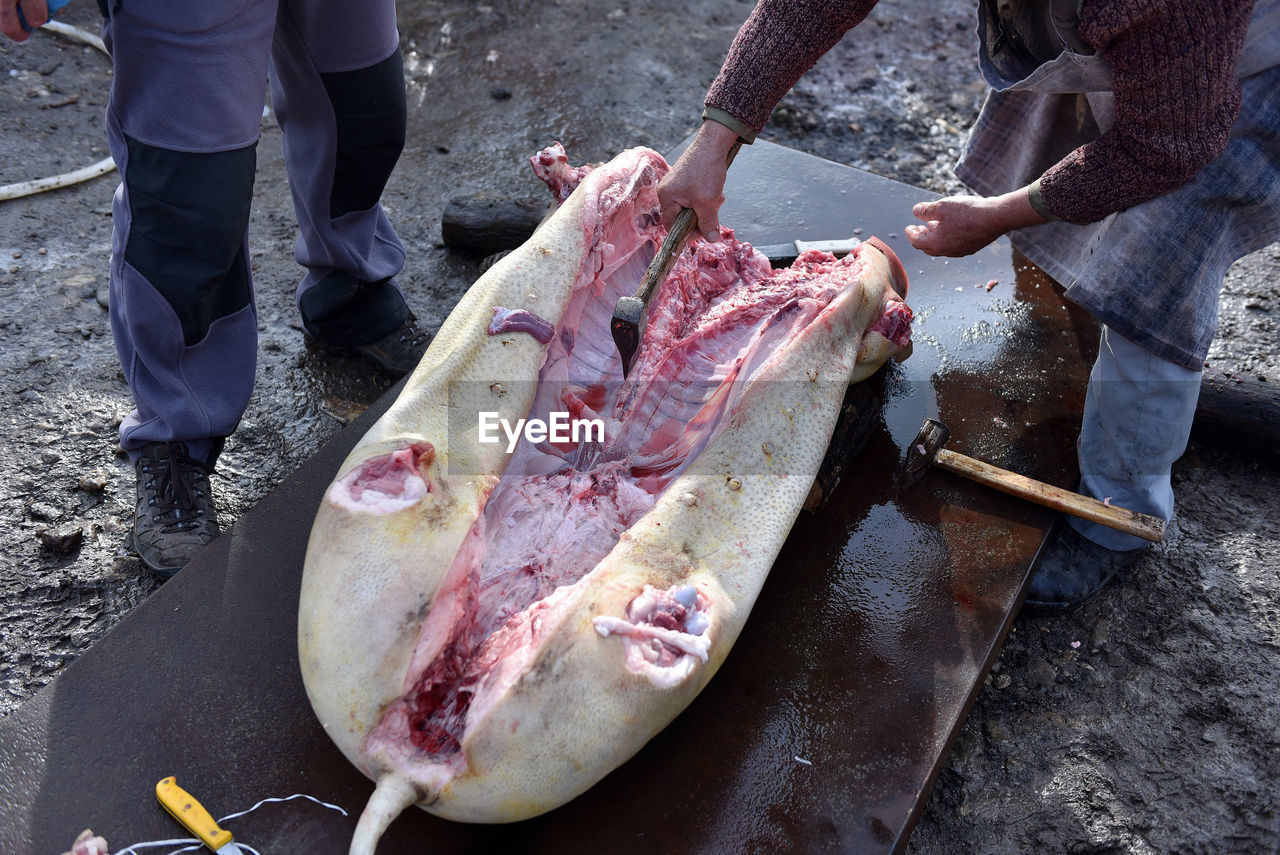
[[754, 236, 863, 267]]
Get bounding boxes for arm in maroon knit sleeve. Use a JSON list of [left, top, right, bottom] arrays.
[[705, 0, 881, 138], [1037, 0, 1254, 224]]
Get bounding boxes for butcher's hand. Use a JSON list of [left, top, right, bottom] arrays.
[[905, 187, 1049, 258], [657, 119, 741, 243], [1, 0, 48, 41]]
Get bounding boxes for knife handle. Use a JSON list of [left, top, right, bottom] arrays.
[[156, 776, 234, 852]]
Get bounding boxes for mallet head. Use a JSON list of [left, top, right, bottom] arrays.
[[611, 295, 644, 378], [898, 417, 951, 489]]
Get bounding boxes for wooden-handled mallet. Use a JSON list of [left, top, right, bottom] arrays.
[[899, 418, 1165, 542]]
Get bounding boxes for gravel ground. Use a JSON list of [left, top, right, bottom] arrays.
[[1, 1, 1276, 852]]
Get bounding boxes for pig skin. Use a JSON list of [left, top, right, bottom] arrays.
[[298, 156, 590, 751], [298, 147, 909, 851]]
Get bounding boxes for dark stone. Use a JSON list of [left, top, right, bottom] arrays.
[[38, 521, 84, 554]]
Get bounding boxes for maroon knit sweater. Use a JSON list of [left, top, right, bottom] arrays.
[[705, 0, 1254, 224]]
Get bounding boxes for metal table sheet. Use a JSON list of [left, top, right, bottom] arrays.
[[0, 139, 1096, 855]]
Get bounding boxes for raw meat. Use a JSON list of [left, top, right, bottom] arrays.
[[299, 144, 911, 852]]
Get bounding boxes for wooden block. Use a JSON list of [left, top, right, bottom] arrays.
[[440, 193, 549, 257]]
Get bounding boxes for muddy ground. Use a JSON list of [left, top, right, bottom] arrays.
[[1, 1, 1277, 852]]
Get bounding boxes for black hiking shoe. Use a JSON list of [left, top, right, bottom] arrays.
[[1022, 523, 1147, 616], [310, 314, 430, 377], [355, 313, 430, 375], [133, 442, 219, 580]]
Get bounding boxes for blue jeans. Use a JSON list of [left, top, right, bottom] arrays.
[[1072, 326, 1202, 551]]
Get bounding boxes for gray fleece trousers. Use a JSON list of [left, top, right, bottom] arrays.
[[103, 0, 409, 466]]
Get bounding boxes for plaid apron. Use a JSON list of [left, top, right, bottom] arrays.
[[956, 0, 1280, 371]]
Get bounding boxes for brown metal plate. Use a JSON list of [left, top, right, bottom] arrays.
[[0, 140, 1095, 854]]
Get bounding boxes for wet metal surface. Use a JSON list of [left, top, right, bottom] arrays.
[[0, 140, 1095, 854]]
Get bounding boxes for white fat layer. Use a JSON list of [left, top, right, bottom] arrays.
[[631, 648, 699, 690], [326, 472, 428, 514], [593, 612, 712, 689]]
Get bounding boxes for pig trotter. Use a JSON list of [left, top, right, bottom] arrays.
[[350, 774, 422, 855]]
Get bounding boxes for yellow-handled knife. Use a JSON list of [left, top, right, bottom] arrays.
[[156, 776, 247, 855]]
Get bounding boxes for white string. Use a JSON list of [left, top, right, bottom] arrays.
[[217, 792, 350, 823], [110, 792, 349, 855], [112, 840, 201, 855]]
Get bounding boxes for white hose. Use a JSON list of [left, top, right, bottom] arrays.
[[0, 20, 116, 202], [0, 155, 116, 200]]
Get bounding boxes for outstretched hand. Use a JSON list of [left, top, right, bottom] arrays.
[[905, 189, 1049, 258], [1, 0, 49, 42], [657, 119, 740, 242]]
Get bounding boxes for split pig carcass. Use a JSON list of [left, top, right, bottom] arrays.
[[299, 144, 913, 852]]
